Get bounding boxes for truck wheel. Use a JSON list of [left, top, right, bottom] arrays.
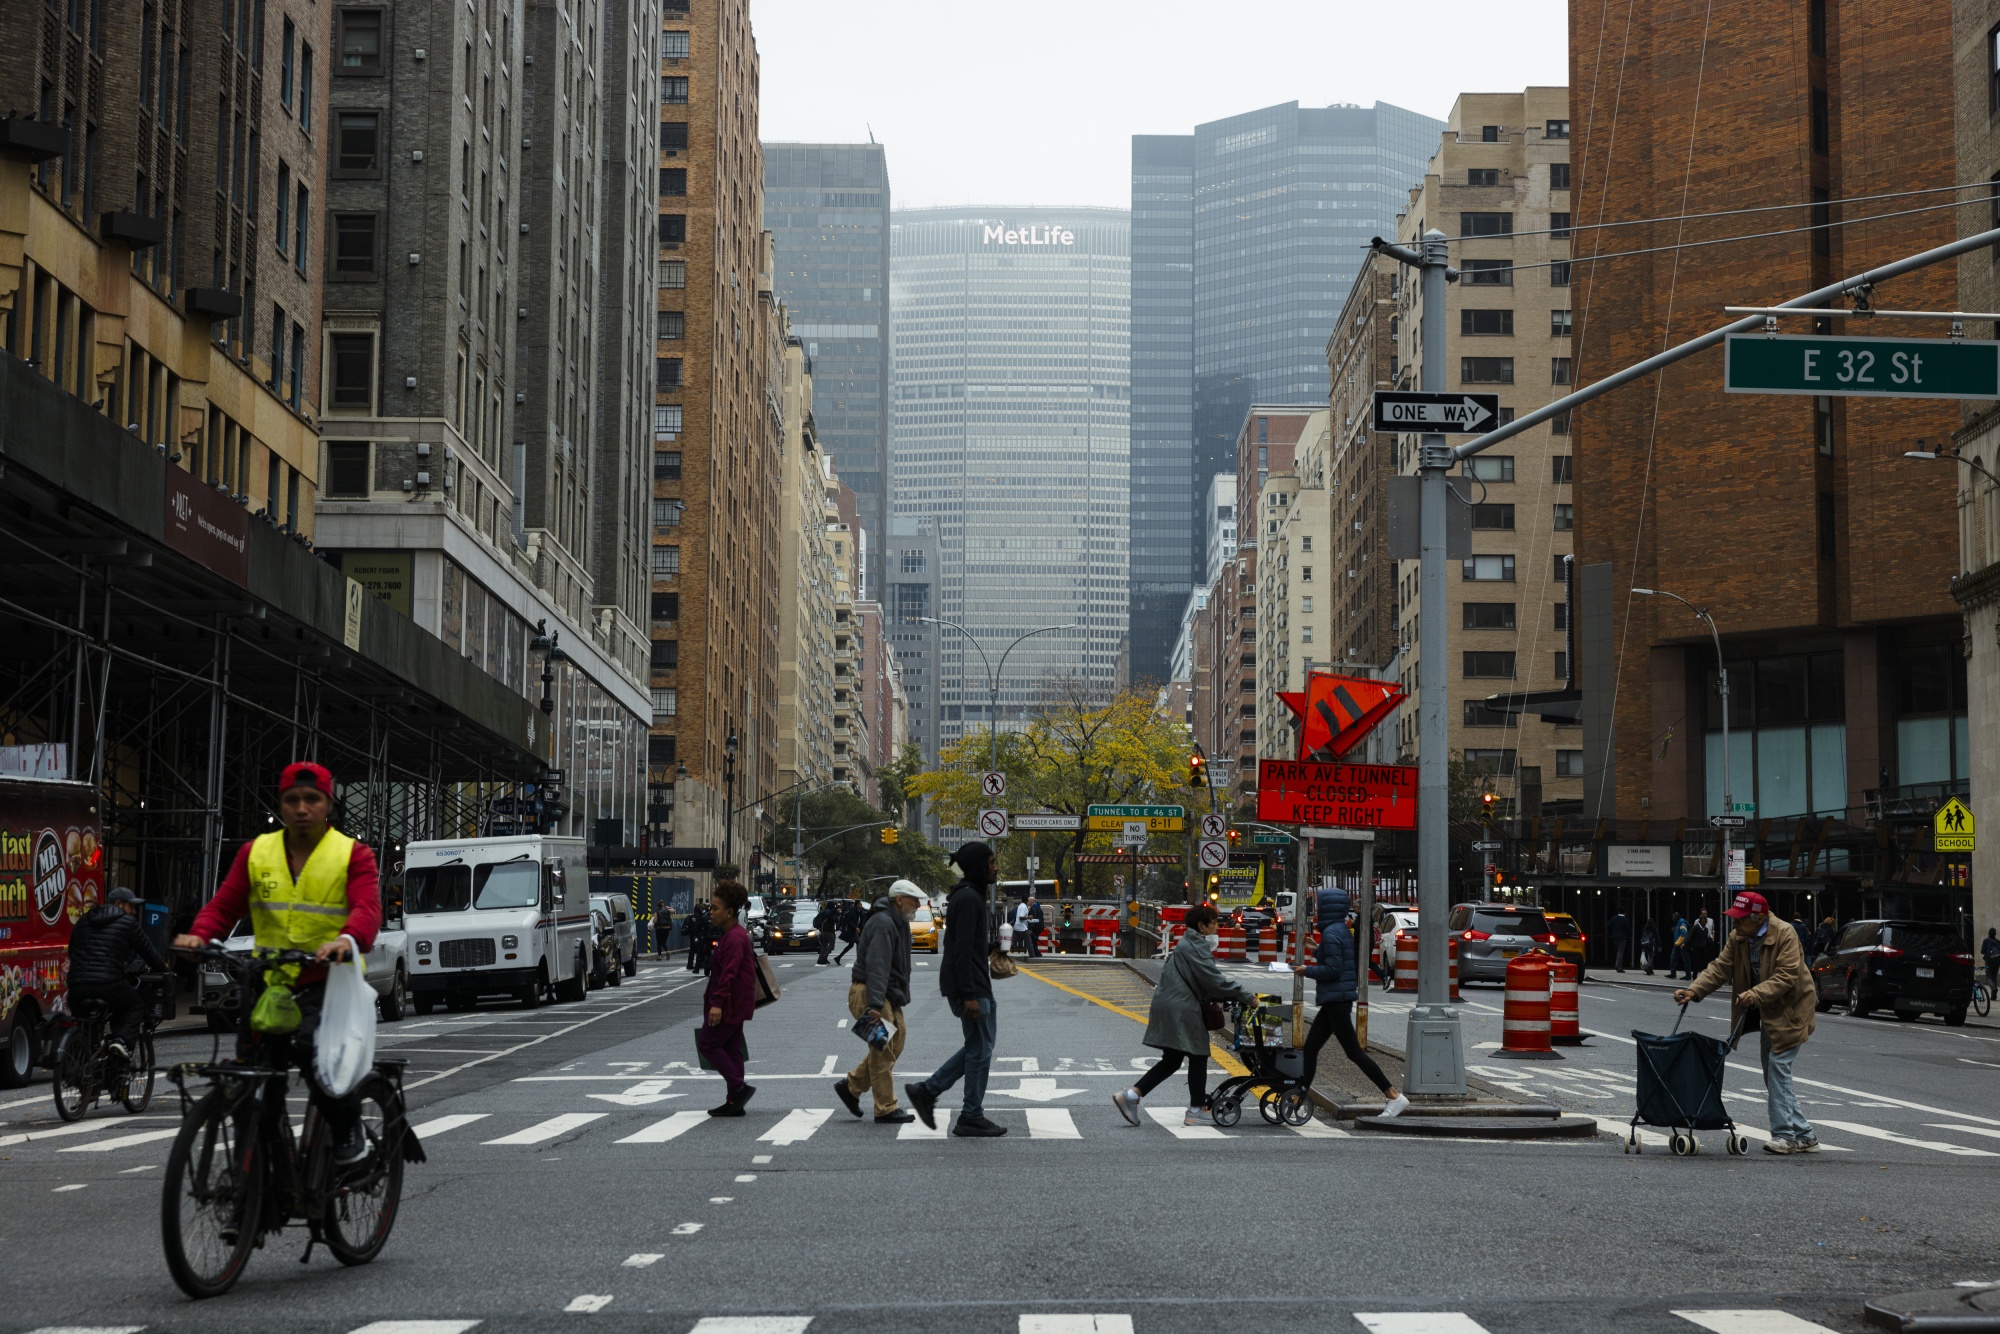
[[0, 1012, 35, 1089], [379, 966, 408, 1022], [413, 994, 436, 1016], [556, 950, 587, 1003], [622, 954, 638, 978]]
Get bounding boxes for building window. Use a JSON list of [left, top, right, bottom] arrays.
[[1462, 554, 1516, 582], [1464, 748, 1519, 776], [328, 332, 374, 410], [1467, 168, 1500, 187], [650, 640, 679, 670], [1461, 308, 1513, 336], [659, 166, 686, 196], [662, 259, 686, 288], [658, 310, 684, 340], [647, 736, 676, 768], [1466, 454, 1514, 483], [651, 592, 679, 622], [280, 17, 295, 108], [1461, 357, 1513, 384], [274, 161, 290, 253], [1554, 652, 1571, 681], [288, 321, 304, 407], [1463, 602, 1517, 630], [652, 498, 684, 532], [337, 9, 380, 71], [324, 440, 369, 497], [1460, 211, 1513, 237], [1544, 119, 1570, 139], [1464, 701, 1511, 727], [1549, 261, 1571, 287], [1471, 503, 1515, 531], [1480, 125, 1500, 143], [660, 30, 689, 59], [654, 449, 682, 480], [1463, 259, 1512, 286], [1552, 454, 1573, 484], [1553, 603, 1569, 631], [661, 121, 688, 151], [333, 111, 378, 175], [1549, 211, 1572, 241], [658, 213, 686, 245], [1550, 309, 1572, 337], [294, 182, 309, 273], [1990, 23, 2000, 114], [1551, 410, 1572, 436], [1810, 86, 1829, 153], [655, 404, 683, 438], [1300, 566, 1312, 582], [652, 688, 677, 717], [661, 76, 689, 105], [1549, 162, 1570, 190], [1556, 749, 1584, 778], [1553, 503, 1574, 531], [1815, 396, 1834, 456], [656, 357, 683, 390], [333, 213, 377, 276], [1550, 357, 1573, 385], [651, 546, 681, 576]]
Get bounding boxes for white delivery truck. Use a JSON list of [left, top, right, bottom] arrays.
[[401, 834, 592, 1012]]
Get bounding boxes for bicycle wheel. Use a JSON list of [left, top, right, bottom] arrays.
[[314, 1073, 405, 1266], [120, 1034, 156, 1113], [51, 1032, 93, 1122], [161, 1088, 264, 1298], [1976, 984, 1992, 1019]]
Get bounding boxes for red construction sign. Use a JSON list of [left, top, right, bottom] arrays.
[[1274, 672, 1405, 760], [1255, 759, 1418, 829]]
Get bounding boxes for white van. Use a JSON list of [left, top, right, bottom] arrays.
[[402, 834, 591, 1012]]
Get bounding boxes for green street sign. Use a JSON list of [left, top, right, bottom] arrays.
[[1725, 334, 2000, 400], [1252, 832, 1293, 846], [1085, 804, 1186, 819]]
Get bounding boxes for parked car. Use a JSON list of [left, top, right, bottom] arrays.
[[586, 907, 624, 990], [201, 897, 411, 1027], [1543, 910, 1587, 982], [1448, 902, 1556, 985], [1812, 919, 1974, 1024], [765, 901, 820, 955], [1371, 905, 1420, 981], [590, 891, 639, 978]]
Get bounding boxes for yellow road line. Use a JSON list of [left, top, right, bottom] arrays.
[[1018, 965, 1250, 1077]]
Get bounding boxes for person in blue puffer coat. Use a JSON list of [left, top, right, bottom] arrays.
[[1299, 887, 1409, 1118]]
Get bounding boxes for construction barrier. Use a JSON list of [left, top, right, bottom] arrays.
[[1215, 924, 1246, 961], [1549, 956, 1583, 1044], [1393, 934, 1419, 992], [1448, 933, 1460, 1002], [1497, 953, 1562, 1059]]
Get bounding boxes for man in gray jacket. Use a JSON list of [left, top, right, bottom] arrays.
[[834, 881, 922, 1123]]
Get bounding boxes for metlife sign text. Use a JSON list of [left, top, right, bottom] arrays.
[[982, 223, 1075, 247]]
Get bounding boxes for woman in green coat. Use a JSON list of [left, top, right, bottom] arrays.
[[1113, 903, 1254, 1126]]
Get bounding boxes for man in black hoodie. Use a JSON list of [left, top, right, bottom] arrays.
[[906, 843, 1006, 1137], [67, 887, 169, 1059]]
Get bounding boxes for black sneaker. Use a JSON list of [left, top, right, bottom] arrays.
[[952, 1114, 1007, 1138], [906, 1082, 937, 1130], [332, 1124, 369, 1166], [874, 1110, 915, 1124], [834, 1079, 863, 1119], [707, 1102, 745, 1118]]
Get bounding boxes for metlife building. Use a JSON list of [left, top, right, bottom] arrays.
[[890, 207, 1130, 755]]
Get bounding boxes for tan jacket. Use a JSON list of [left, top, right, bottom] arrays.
[[1686, 916, 1818, 1053]]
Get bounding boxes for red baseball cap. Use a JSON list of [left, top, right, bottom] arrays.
[[1725, 890, 1769, 919], [279, 761, 334, 795]]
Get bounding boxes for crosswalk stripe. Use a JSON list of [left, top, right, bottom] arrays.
[[345, 1324, 484, 1334], [0, 1121, 153, 1148], [759, 1108, 834, 1145], [407, 1114, 489, 1139], [1020, 1317, 1134, 1332], [1143, 1106, 1233, 1140], [1025, 1109, 1080, 1140], [58, 1128, 181, 1153], [1926, 1122, 2000, 1143], [1354, 1315, 1491, 1333], [616, 1111, 709, 1144], [1289, 1117, 1348, 1139], [481, 1113, 606, 1145], [1673, 1310, 1842, 1333], [1815, 1120, 1998, 1158], [21, 1326, 149, 1334], [687, 1320, 813, 1333], [899, 1111, 951, 1139]]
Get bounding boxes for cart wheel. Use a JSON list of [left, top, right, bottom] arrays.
[[1670, 1132, 1692, 1156], [1726, 1135, 1748, 1156], [1278, 1088, 1313, 1127], [1623, 1133, 1635, 1154], [1258, 1089, 1282, 1125], [1211, 1096, 1241, 1128]]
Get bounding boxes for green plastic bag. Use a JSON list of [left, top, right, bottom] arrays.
[[251, 979, 302, 1035]]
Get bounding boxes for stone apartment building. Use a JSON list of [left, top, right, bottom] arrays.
[[827, 497, 867, 794], [774, 320, 836, 799], [1389, 89, 1578, 818], [1328, 253, 1401, 671], [1259, 412, 1341, 762], [649, 0, 781, 866]]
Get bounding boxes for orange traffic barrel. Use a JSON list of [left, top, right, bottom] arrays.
[[1549, 956, 1584, 1044], [1393, 933, 1419, 992], [1448, 932, 1461, 1002], [1497, 953, 1563, 1060]]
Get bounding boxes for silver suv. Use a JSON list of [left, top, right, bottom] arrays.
[[1449, 902, 1555, 985]]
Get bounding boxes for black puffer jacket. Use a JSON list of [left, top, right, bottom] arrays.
[[66, 904, 168, 987]]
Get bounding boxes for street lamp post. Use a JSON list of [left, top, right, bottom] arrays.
[[722, 729, 739, 869], [1633, 588, 1732, 923]]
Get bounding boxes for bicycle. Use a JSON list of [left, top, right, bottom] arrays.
[[51, 974, 170, 1121], [1975, 977, 1993, 1020], [160, 945, 424, 1299]]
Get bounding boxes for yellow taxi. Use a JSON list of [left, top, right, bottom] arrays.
[[1543, 911, 1588, 982], [908, 900, 940, 953]]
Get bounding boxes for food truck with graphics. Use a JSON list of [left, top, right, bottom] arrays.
[[0, 776, 104, 1086]]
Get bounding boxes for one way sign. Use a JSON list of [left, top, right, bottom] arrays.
[[1371, 391, 1501, 434]]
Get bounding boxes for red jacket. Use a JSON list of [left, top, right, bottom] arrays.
[[191, 835, 383, 985], [703, 923, 758, 1024]]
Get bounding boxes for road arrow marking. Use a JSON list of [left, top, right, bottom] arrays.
[[588, 1080, 684, 1107], [990, 1077, 1086, 1102]]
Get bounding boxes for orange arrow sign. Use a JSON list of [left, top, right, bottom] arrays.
[[1277, 673, 1406, 760]]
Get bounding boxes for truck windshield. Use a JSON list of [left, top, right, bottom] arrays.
[[406, 865, 471, 913], [474, 862, 541, 909]]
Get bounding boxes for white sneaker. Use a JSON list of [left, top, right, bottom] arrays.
[[1183, 1107, 1214, 1126], [1379, 1093, 1411, 1120], [1112, 1088, 1142, 1126]]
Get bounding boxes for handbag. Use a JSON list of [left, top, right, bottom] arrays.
[[313, 940, 378, 1097], [1175, 954, 1226, 1031], [753, 951, 782, 1008], [987, 945, 1018, 980]]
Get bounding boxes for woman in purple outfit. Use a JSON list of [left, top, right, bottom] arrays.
[[697, 880, 760, 1116]]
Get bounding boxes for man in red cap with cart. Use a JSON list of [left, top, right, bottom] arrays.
[[1676, 890, 1819, 1154], [174, 761, 382, 1164]]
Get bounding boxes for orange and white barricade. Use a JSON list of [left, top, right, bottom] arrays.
[[1497, 953, 1562, 1059], [1549, 957, 1583, 1044], [1447, 933, 1461, 1001], [1393, 934, 1419, 992]]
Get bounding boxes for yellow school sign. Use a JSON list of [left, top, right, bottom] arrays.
[[1935, 798, 1976, 853]]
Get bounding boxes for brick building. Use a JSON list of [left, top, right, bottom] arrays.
[[1328, 253, 1401, 672], [649, 0, 780, 867], [1571, 4, 1962, 909], [774, 319, 836, 801], [1220, 406, 1312, 803]]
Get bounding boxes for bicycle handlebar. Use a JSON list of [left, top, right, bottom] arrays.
[[176, 943, 319, 970]]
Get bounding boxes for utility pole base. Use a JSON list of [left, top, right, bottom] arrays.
[[1404, 1004, 1468, 1097]]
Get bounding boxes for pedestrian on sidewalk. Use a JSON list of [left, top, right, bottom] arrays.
[[1694, 909, 1719, 971], [1296, 887, 1409, 1119], [1676, 890, 1820, 1155], [1815, 917, 1838, 962], [1983, 927, 2000, 992], [684, 906, 706, 973], [907, 843, 1007, 1138], [1013, 898, 1031, 955], [1669, 914, 1691, 980], [1112, 902, 1254, 1127], [833, 899, 863, 966], [836, 880, 922, 1124], [697, 881, 759, 1117], [1639, 919, 1660, 975], [1024, 896, 1045, 959], [1610, 910, 1632, 973], [813, 900, 837, 966], [652, 902, 674, 960], [1688, 913, 1713, 974]]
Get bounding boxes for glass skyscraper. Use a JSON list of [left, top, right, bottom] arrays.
[[1127, 101, 1443, 686], [890, 207, 1130, 753], [765, 143, 892, 591]]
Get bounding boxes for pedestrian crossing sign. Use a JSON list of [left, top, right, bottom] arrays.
[[1935, 797, 1976, 853]]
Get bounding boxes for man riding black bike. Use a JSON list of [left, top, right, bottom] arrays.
[[174, 761, 382, 1166], [67, 886, 169, 1061]]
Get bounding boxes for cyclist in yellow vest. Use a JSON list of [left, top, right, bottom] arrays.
[[176, 761, 384, 1164]]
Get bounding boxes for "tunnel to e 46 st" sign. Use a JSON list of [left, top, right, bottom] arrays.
[[1255, 760, 1418, 829]]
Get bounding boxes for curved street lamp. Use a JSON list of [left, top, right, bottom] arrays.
[[917, 617, 1079, 784], [1632, 586, 1734, 922]]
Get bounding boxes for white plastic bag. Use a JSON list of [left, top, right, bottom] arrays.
[[314, 936, 377, 1098]]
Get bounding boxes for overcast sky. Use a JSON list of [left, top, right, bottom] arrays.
[[754, 0, 1570, 210]]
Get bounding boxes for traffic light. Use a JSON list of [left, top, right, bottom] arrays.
[[1227, 828, 1241, 848], [879, 826, 899, 846], [1480, 792, 1496, 822], [1188, 751, 1206, 786]]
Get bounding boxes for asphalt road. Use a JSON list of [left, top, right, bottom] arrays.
[[3, 951, 1997, 1334]]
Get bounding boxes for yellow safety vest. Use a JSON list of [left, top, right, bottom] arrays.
[[245, 827, 356, 955]]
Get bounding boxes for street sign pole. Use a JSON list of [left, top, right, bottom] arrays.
[[1291, 833, 1313, 1046]]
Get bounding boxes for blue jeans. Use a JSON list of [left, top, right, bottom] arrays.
[[1760, 1031, 1813, 1141], [922, 993, 997, 1118]]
